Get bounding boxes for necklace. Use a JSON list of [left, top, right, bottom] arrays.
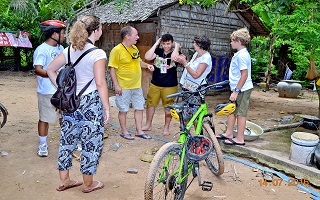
[[163, 50, 172, 59], [121, 43, 140, 59], [87, 39, 93, 44]]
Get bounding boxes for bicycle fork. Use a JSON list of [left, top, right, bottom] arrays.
[[189, 162, 213, 191]]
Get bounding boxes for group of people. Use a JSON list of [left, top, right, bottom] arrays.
[[33, 14, 253, 193]]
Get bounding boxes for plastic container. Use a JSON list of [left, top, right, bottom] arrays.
[[113, 143, 120, 151], [290, 132, 319, 165], [300, 114, 320, 130]]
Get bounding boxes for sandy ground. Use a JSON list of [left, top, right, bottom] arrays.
[[0, 71, 319, 200]]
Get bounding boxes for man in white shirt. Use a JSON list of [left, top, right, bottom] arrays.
[[33, 20, 66, 157]]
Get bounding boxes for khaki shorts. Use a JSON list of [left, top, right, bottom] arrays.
[[115, 88, 145, 112], [37, 93, 61, 123], [146, 83, 178, 107], [234, 88, 252, 117]]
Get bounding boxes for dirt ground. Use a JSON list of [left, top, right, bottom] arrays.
[[0, 71, 319, 200]]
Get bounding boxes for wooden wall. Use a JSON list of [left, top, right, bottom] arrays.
[[157, 3, 250, 86], [99, 22, 156, 98], [158, 3, 249, 57]]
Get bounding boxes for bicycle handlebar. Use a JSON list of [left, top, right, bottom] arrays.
[[166, 80, 229, 99]]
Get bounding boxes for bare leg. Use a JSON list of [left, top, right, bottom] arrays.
[[135, 110, 151, 139], [142, 106, 155, 131], [82, 174, 104, 192], [58, 170, 71, 185], [163, 108, 171, 136], [134, 109, 144, 134], [38, 120, 49, 137], [82, 174, 94, 189], [118, 111, 129, 134], [233, 116, 246, 143], [224, 114, 236, 138], [57, 170, 81, 187]]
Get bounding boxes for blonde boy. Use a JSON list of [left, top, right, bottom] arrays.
[[218, 28, 253, 145]]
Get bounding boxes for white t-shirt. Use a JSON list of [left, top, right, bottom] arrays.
[[229, 48, 253, 91], [180, 51, 212, 86], [33, 42, 64, 94], [62, 43, 107, 95]]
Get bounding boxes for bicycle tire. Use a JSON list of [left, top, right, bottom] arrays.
[[202, 121, 225, 176], [144, 142, 188, 200], [0, 104, 8, 128]]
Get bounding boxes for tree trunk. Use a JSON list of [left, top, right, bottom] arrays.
[[265, 36, 274, 91], [277, 45, 295, 78]]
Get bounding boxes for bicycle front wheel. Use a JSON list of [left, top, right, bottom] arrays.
[[144, 142, 188, 200], [202, 121, 225, 176], [0, 104, 8, 128]]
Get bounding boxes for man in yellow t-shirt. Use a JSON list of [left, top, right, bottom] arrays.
[[109, 26, 154, 140]]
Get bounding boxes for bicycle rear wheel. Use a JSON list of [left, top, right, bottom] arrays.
[[0, 103, 8, 128], [202, 121, 224, 175], [144, 142, 188, 200]]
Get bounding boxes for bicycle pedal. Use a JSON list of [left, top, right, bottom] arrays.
[[201, 181, 213, 191]]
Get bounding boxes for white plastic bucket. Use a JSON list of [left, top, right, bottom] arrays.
[[290, 132, 319, 165]]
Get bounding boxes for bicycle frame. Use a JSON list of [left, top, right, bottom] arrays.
[[146, 81, 229, 199], [159, 94, 211, 185], [156, 80, 229, 186], [184, 103, 209, 139]]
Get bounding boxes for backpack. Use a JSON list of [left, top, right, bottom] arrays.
[[50, 46, 98, 113]]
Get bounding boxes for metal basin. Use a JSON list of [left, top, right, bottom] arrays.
[[224, 120, 264, 141]]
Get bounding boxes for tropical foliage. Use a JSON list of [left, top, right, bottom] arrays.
[[247, 0, 320, 81], [0, 0, 118, 69], [180, 0, 320, 82], [1, 0, 320, 80]]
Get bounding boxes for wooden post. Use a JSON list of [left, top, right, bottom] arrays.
[[265, 35, 274, 91], [13, 48, 21, 71]]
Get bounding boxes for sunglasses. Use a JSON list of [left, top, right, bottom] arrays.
[[121, 43, 140, 59]]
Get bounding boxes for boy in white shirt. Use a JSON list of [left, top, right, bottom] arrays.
[[218, 28, 253, 146]]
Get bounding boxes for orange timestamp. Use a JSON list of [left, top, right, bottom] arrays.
[[258, 178, 309, 187]]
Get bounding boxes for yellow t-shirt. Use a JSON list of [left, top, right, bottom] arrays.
[[108, 43, 142, 89]]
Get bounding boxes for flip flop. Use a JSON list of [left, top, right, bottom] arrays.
[[56, 180, 83, 191], [216, 134, 229, 140], [120, 133, 134, 140], [135, 133, 152, 139], [82, 181, 104, 193], [223, 138, 245, 146]]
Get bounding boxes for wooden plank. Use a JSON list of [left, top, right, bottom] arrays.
[[136, 32, 155, 98]]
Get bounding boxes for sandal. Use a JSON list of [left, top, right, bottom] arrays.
[[56, 180, 83, 191], [216, 134, 229, 140], [82, 181, 104, 193], [120, 133, 134, 140], [135, 133, 152, 139]]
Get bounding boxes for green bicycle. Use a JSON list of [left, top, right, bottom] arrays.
[[144, 80, 229, 200]]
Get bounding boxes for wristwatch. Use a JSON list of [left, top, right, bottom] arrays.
[[234, 88, 241, 93]]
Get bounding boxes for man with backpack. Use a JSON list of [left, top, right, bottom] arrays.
[[33, 20, 66, 157]]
